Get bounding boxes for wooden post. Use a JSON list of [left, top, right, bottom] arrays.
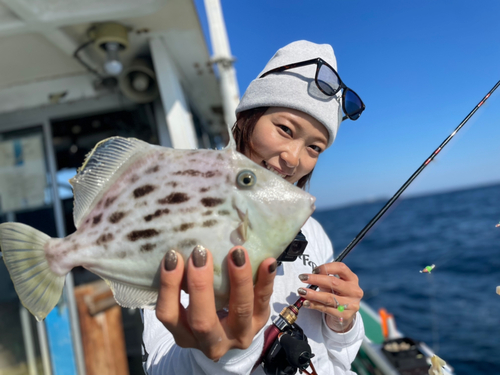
[[74, 280, 129, 375]]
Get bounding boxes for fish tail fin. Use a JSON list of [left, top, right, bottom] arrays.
[[0, 223, 65, 321]]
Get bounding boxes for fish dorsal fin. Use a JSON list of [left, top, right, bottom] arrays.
[[225, 122, 236, 150], [70, 137, 150, 228]]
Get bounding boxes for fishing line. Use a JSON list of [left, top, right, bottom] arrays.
[[256, 79, 500, 372]]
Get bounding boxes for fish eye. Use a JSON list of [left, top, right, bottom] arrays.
[[236, 170, 256, 189]]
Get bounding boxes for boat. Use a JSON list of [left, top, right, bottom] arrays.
[[354, 302, 455, 375]]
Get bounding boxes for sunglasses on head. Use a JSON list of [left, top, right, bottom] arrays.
[[259, 57, 365, 121]]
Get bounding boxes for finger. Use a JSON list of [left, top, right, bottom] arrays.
[[225, 247, 255, 345], [313, 262, 358, 283], [299, 272, 348, 296], [301, 297, 357, 325], [156, 250, 196, 347], [297, 287, 359, 313], [186, 246, 223, 347], [253, 258, 277, 322]]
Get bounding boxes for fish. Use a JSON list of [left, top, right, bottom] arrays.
[[0, 134, 315, 321], [428, 354, 446, 375]]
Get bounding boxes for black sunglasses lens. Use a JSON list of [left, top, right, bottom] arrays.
[[344, 90, 363, 120], [317, 64, 339, 95]]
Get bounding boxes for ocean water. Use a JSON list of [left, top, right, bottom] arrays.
[[313, 183, 500, 375]]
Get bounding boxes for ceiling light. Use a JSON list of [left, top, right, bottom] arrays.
[[89, 23, 129, 76]]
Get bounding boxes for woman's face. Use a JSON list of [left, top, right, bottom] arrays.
[[246, 107, 329, 185]]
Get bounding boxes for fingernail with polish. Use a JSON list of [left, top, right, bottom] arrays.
[[298, 274, 308, 281], [303, 300, 310, 308], [297, 288, 307, 296], [164, 250, 177, 271], [232, 247, 246, 267], [192, 245, 207, 267], [312, 267, 320, 274], [268, 261, 277, 274]]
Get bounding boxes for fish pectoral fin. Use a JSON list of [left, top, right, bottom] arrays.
[[236, 218, 248, 243]]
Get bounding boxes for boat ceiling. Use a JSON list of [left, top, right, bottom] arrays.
[[0, 0, 225, 133]]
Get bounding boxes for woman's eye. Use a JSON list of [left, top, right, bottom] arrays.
[[277, 125, 292, 136], [309, 145, 323, 153]]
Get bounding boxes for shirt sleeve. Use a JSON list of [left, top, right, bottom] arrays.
[[142, 292, 266, 375], [305, 217, 366, 373], [321, 312, 365, 373]]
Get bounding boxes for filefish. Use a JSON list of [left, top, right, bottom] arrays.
[[0, 135, 315, 321]]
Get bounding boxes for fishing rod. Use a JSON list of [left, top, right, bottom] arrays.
[[254, 79, 500, 374]]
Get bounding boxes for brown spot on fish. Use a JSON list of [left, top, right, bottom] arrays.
[[174, 223, 195, 232], [201, 197, 225, 207], [85, 218, 90, 224], [109, 211, 127, 224], [105, 196, 117, 208], [178, 239, 198, 248], [217, 154, 224, 161], [144, 209, 170, 222], [145, 165, 160, 174], [127, 229, 160, 241], [173, 169, 201, 177], [130, 174, 140, 183], [202, 220, 218, 227], [140, 243, 157, 252], [204, 171, 220, 178], [133, 184, 156, 198], [96, 233, 114, 245], [202, 210, 213, 216], [200, 187, 210, 193], [158, 153, 166, 160], [158, 192, 190, 204], [218, 210, 230, 216], [92, 213, 103, 226], [180, 207, 198, 213]]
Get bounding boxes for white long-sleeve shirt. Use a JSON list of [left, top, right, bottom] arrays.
[[143, 217, 364, 374]]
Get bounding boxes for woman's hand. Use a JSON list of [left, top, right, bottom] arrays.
[[297, 262, 363, 332], [155, 245, 277, 361]]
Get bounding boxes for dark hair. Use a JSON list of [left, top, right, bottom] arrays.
[[232, 107, 313, 190]]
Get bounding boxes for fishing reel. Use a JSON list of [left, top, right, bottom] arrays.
[[262, 323, 315, 375], [276, 231, 308, 265]]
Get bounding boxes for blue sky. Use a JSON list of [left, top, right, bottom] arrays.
[[196, 0, 500, 209]]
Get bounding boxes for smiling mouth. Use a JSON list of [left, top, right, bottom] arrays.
[[263, 161, 289, 179]]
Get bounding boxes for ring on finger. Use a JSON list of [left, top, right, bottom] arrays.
[[332, 296, 340, 308]]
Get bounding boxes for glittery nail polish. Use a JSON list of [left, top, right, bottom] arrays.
[[297, 288, 307, 296], [192, 245, 207, 267], [298, 274, 308, 281], [232, 248, 245, 267], [268, 261, 277, 273], [164, 250, 177, 271]]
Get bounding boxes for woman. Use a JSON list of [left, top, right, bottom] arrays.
[[143, 40, 365, 374]]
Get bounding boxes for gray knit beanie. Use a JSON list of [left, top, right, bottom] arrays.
[[236, 40, 342, 148]]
